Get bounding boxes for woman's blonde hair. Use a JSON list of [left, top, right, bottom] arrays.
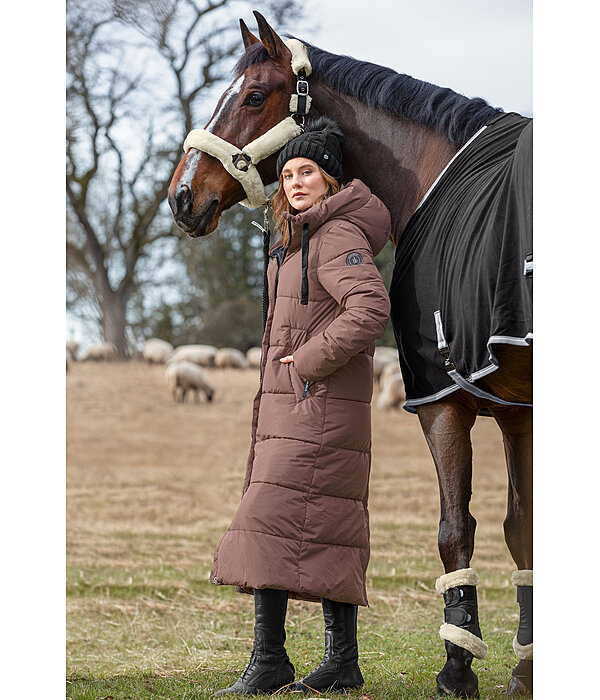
[[272, 165, 340, 247]]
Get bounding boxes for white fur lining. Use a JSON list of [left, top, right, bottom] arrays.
[[183, 117, 302, 207], [289, 94, 313, 114], [285, 39, 312, 77], [513, 635, 533, 660], [511, 569, 533, 587], [439, 623, 488, 660], [435, 568, 479, 595]]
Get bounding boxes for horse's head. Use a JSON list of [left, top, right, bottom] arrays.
[[168, 12, 299, 237]]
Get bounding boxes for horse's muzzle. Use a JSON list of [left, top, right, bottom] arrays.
[[170, 195, 219, 238]]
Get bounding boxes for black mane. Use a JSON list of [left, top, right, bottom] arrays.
[[233, 40, 503, 148]]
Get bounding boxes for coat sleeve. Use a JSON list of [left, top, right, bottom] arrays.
[[292, 222, 391, 383]]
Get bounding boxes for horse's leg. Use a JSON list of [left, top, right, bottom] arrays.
[[417, 393, 486, 698], [490, 405, 533, 697]]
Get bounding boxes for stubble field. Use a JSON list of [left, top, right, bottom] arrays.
[[66, 361, 519, 699]]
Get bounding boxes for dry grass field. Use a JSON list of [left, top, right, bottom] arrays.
[[66, 360, 520, 699]]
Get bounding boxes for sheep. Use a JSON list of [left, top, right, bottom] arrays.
[[79, 342, 118, 361], [215, 347, 250, 369], [379, 359, 401, 388], [373, 346, 400, 381], [246, 346, 262, 368], [374, 345, 399, 362], [165, 360, 214, 404], [66, 339, 79, 359], [168, 344, 217, 367], [143, 338, 174, 365], [376, 371, 406, 411], [373, 353, 390, 382]]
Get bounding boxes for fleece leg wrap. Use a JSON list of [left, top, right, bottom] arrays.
[[436, 568, 488, 660], [511, 569, 533, 660]]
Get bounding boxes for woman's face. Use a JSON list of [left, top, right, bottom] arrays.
[[282, 158, 328, 211]]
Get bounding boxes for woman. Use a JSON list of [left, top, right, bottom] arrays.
[[212, 117, 392, 696]]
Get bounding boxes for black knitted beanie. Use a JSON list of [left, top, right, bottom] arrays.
[[276, 116, 344, 184]]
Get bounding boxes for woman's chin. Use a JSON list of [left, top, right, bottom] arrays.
[[291, 199, 312, 211]]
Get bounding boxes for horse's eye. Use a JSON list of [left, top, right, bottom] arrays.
[[245, 92, 265, 106]]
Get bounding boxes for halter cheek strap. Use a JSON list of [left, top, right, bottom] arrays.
[[182, 39, 313, 209]]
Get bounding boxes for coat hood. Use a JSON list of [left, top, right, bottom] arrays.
[[281, 179, 391, 257]]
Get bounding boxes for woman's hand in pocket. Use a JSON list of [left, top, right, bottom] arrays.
[[279, 355, 294, 364]]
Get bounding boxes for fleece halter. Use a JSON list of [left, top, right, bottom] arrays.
[[182, 39, 313, 208]]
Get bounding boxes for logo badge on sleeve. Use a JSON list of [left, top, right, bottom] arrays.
[[346, 252, 363, 266]]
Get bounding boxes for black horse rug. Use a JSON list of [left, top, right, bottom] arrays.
[[389, 112, 533, 413]]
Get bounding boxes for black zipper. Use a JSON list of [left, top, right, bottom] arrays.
[[302, 380, 311, 398], [270, 244, 288, 298]]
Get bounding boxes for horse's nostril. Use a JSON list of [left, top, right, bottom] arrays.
[[173, 183, 193, 216]]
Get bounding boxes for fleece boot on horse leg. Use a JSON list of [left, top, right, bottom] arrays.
[[490, 405, 533, 696], [295, 598, 364, 692], [435, 568, 487, 697], [214, 588, 294, 696], [417, 395, 484, 698], [507, 570, 533, 696]]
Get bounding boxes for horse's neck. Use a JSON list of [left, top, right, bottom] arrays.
[[311, 83, 458, 240]]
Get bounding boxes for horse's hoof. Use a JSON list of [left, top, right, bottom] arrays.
[[507, 659, 533, 696], [436, 671, 479, 698]]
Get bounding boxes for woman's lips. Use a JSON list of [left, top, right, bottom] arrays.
[[293, 192, 306, 198]]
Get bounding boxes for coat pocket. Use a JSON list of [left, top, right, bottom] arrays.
[[288, 362, 311, 402]]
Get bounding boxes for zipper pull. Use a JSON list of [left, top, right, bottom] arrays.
[[302, 380, 310, 398]]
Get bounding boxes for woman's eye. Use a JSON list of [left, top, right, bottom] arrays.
[[245, 92, 265, 106]]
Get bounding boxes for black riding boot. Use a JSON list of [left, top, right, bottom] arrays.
[[214, 588, 294, 696], [295, 598, 364, 692]]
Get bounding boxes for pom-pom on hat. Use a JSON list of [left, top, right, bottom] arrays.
[[276, 116, 344, 184]]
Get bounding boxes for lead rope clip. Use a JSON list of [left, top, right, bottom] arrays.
[[252, 202, 272, 384]]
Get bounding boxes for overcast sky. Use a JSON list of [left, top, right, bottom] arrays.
[[285, 0, 532, 115]]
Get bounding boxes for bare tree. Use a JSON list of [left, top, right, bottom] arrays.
[[66, 0, 296, 355]]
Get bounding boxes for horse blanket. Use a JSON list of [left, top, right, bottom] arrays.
[[389, 112, 533, 413]]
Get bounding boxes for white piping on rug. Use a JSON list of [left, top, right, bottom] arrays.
[[413, 124, 488, 213]]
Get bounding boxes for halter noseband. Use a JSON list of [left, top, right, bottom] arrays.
[[182, 39, 312, 208]]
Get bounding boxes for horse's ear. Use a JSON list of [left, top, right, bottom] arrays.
[[253, 10, 289, 59], [240, 18, 260, 49]]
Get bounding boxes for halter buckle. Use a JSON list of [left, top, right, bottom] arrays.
[[232, 152, 252, 172], [296, 79, 309, 96]]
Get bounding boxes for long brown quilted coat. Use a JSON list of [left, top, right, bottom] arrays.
[[211, 179, 391, 606]]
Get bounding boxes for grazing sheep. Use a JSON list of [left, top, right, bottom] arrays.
[[66, 339, 79, 359], [165, 360, 214, 403], [374, 345, 399, 362], [79, 342, 118, 362], [246, 346, 262, 368], [215, 347, 250, 369], [373, 354, 390, 382], [169, 344, 217, 367], [143, 338, 174, 365], [379, 359, 401, 388], [376, 371, 406, 411], [373, 346, 400, 381]]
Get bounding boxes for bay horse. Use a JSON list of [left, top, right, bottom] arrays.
[[168, 12, 532, 698]]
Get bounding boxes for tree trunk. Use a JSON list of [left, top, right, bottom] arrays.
[[101, 290, 129, 358]]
